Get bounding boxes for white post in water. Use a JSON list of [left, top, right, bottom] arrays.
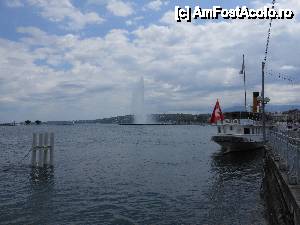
[[43, 133, 49, 166], [38, 133, 44, 167], [31, 133, 37, 166], [49, 133, 54, 167], [31, 132, 54, 167]]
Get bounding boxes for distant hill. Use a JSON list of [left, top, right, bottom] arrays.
[[43, 114, 211, 125], [224, 105, 300, 113], [223, 106, 245, 112], [94, 114, 210, 125], [265, 105, 300, 112]]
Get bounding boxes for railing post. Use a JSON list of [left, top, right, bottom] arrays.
[[297, 144, 300, 184], [279, 134, 282, 160], [281, 135, 285, 162], [286, 135, 289, 170]]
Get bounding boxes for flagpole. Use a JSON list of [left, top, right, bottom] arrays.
[[243, 54, 247, 112]]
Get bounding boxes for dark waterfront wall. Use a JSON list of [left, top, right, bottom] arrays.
[[263, 147, 300, 225]]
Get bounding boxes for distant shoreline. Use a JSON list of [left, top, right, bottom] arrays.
[[118, 123, 198, 126]]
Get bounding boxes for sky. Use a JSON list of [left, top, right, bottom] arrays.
[[0, 0, 299, 122]]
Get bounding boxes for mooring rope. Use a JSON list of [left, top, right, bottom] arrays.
[[2, 148, 32, 172], [20, 148, 33, 162]]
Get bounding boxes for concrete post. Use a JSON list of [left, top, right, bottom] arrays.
[[38, 133, 44, 167], [43, 133, 49, 166], [31, 133, 37, 166], [49, 133, 54, 167]]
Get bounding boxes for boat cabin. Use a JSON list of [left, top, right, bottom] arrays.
[[217, 119, 263, 135]]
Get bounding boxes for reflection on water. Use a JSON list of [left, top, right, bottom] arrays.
[[30, 167, 55, 184], [204, 150, 266, 225], [0, 125, 267, 225], [27, 168, 55, 225]]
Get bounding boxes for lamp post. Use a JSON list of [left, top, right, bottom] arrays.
[[257, 95, 270, 143], [262, 62, 266, 143]]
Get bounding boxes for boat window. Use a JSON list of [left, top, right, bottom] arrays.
[[230, 126, 233, 131], [252, 128, 255, 134], [244, 128, 250, 134], [218, 127, 221, 133]]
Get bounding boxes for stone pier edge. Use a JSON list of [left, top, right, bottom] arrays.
[[264, 146, 300, 225]]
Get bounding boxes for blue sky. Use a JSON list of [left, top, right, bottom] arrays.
[[0, 0, 299, 122], [0, 1, 250, 39]]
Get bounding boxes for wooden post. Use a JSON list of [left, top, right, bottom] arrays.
[[31, 133, 37, 166], [43, 133, 49, 166], [49, 133, 54, 167], [38, 133, 44, 167]]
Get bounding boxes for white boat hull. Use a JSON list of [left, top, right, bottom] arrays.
[[212, 135, 264, 153]]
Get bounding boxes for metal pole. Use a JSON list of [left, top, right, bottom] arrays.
[[262, 62, 266, 143], [243, 55, 247, 112], [297, 144, 300, 184]]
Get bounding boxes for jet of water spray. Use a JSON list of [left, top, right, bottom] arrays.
[[131, 77, 146, 124]]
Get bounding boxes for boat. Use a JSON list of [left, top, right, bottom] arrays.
[[210, 55, 267, 153], [211, 119, 265, 152]]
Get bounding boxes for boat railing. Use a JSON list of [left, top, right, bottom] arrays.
[[267, 130, 300, 184]]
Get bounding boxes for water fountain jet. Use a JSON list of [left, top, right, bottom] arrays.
[[132, 76, 147, 124]]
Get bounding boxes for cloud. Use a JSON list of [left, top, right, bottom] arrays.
[[0, 1, 300, 121], [125, 16, 144, 26], [106, 0, 134, 17], [280, 65, 298, 71], [27, 0, 104, 30], [5, 0, 24, 7], [160, 10, 175, 24], [145, 0, 168, 11], [0, 27, 136, 121]]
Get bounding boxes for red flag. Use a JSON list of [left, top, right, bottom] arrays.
[[210, 99, 224, 124]]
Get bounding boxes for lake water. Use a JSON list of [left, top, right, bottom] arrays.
[[0, 124, 266, 225]]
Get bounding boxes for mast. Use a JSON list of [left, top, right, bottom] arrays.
[[243, 54, 247, 112], [240, 54, 247, 112]]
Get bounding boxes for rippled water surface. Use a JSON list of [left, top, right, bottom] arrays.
[[0, 124, 266, 225]]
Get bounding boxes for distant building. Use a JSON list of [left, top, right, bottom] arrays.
[[46, 121, 74, 125], [270, 109, 300, 122], [285, 109, 300, 122], [271, 112, 288, 122]]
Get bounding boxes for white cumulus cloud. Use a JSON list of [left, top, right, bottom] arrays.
[[106, 0, 134, 17], [0, 1, 300, 121], [145, 0, 168, 11], [27, 0, 104, 30]]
